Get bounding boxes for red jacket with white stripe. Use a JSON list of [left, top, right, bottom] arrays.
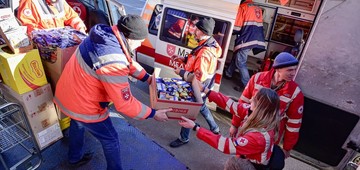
[[197, 90, 274, 165], [54, 24, 155, 123], [239, 69, 304, 151]]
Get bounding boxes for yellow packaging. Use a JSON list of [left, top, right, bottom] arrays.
[[0, 46, 48, 94], [59, 116, 71, 130]]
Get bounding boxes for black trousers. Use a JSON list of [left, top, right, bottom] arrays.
[[268, 145, 285, 170]]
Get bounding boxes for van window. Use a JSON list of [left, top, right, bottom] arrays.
[[148, 4, 163, 35], [159, 8, 230, 57]]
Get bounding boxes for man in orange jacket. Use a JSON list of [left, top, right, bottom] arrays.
[[224, 0, 266, 91], [17, 0, 86, 35], [54, 15, 171, 169], [169, 17, 222, 148]]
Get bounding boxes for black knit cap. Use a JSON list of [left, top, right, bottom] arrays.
[[117, 14, 148, 40], [195, 17, 215, 36]]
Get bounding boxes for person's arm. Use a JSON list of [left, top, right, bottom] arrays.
[[179, 116, 264, 155], [282, 88, 304, 154], [128, 60, 152, 84], [63, 0, 86, 32], [97, 62, 167, 120], [17, 0, 40, 35], [197, 127, 265, 155]]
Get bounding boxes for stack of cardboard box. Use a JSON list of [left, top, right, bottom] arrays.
[[0, 8, 32, 54], [0, 46, 63, 150], [32, 28, 85, 130]]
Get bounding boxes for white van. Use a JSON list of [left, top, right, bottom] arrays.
[[137, 0, 360, 169]]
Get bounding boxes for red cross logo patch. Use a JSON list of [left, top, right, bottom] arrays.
[[166, 44, 176, 56], [23, 8, 32, 17], [121, 87, 131, 101], [237, 137, 248, 146], [255, 8, 261, 19]]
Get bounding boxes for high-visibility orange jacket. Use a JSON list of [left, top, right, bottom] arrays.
[[238, 69, 304, 151], [233, 0, 265, 52], [179, 37, 221, 89], [17, 0, 86, 35], [53, 24, 155, 123], [199, 90, 275, 165]]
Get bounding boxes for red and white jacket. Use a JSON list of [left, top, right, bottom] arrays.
[[196, 91, 275, 165], [239, 69, 304, 151]]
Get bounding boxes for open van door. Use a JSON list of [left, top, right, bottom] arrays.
[[67, 0, 126, 30], [137, 0, 240, 110]]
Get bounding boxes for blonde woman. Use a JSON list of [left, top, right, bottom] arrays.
[[179, 88, 280, 169]]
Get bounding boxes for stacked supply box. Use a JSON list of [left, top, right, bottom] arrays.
[[0, 45, 48, 94], [149, 69, 203, 120], [32, 28, 86, 130], [39, 45, 77, 92], [40, 45, 77, 130], [0, 83, 63, 150], [0, 8, 32, 54]]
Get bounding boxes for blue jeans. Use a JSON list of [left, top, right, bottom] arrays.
[[225, 48, 251, 86], [68, 118, 122, 170], [179, 102, 219, 141]]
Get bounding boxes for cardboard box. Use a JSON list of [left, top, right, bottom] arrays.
[[39, 46, 75, 129], [40, 45, 77, 75], [40, 46, 77, 93], [0, 83, 63, 150], [0, 8, 32, 54], [149, 70, 203, 120], [0, 46, 48, 94]]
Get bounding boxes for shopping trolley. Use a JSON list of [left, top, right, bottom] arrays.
[[0, 96, 42, 170]]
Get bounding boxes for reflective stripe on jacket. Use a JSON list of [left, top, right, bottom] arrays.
[[180, 36, 221, 89], [54, 24, 154, 123], [233, 0, 266, 52], [206, 90, 274, 165], [239, 69, 304, 151], [18, 0, 86, 35]]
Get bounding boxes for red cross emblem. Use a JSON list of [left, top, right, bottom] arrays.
[[23, 9, 32, 17], [121, 87, 131, 101], [255, 8, 261, 19], [237, 137, 248, 146], [166, 44, 176, 56]]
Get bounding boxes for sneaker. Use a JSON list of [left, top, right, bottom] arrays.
[[212, 130, 220, 135], [170, 139, 189, 148], [69, 152, 93, 167]]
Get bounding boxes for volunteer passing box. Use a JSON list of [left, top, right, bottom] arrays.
[[0, 83, 63, 150], [0, 46, 47, 94], [149, 72, 203, 120]]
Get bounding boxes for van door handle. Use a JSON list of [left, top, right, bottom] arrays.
[[347, 140, 360, 152]]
